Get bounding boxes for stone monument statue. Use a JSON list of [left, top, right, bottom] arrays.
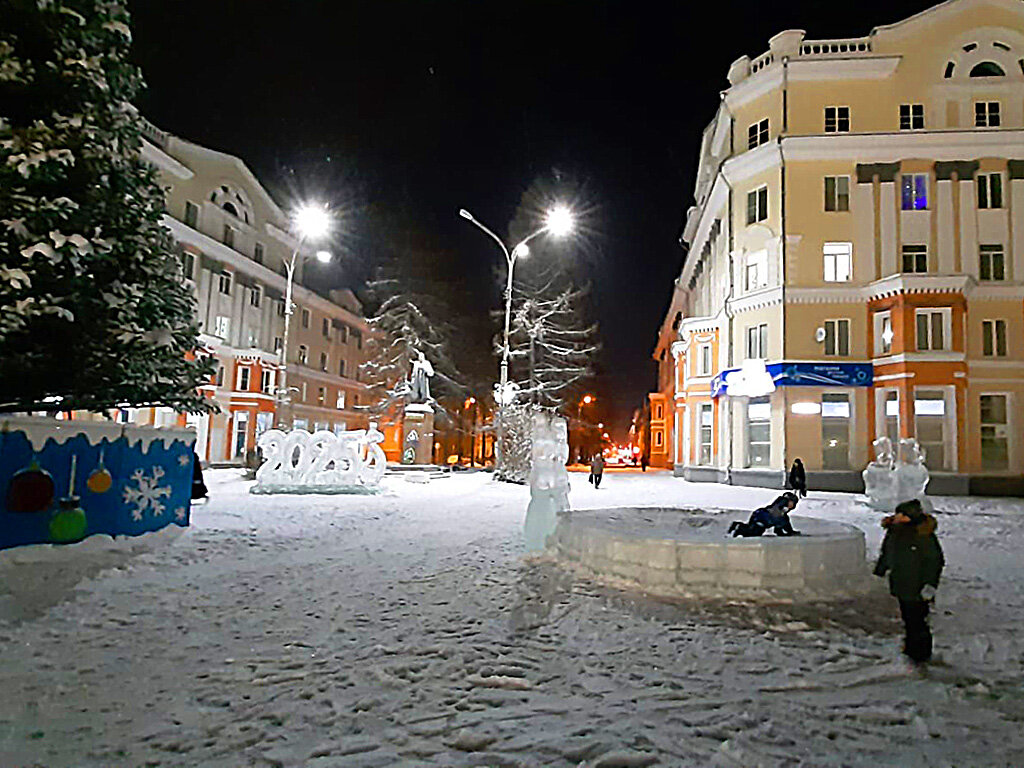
[[409, 350, 434, 404], [402, 351, 435, 465]]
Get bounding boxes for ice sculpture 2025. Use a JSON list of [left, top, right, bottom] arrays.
[[251, 424, 386, 494], [523, 411, 570, 552]]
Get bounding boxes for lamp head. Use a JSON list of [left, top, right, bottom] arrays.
[[315, 250, 332, 264], [545, 205, 574, 237], [513, 243, 530, 259], [458, 208, 474, 221], [294, 204, 330, 239]]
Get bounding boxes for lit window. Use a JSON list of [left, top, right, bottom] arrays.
[[899, 104, 924, 130], [975, 101, 1000, 127], [318, 386, 326, 405], [979, 244, 1005, 281], [747, 118, 769, 150], [745, 250, 767, 290], [824, 176, 849, 212], [336, 390, 346, 410], [902, 244, 928, 273], [824, 319, 850, 356], [746, 187, 768, 225], [982, 319, 1008, 357], [823, 242, 852, 282], [746, 396, 771, 467], [214, 315, 230, 338], [825, 106, 850, 133], [977, 173, 1003, 209], [901, 174, 929, 210]]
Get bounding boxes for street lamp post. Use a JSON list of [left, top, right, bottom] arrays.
[[276, 204, 331, 430], [459, 205, 574, 473]]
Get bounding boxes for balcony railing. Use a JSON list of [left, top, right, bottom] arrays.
[[799, 36, 872, 56]]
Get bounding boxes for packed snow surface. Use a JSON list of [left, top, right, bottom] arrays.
[[2, 468, 1023, 767]]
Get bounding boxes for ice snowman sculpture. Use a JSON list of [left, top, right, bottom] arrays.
[[523, 411, 571, 552], [862, 435, 931, 512]]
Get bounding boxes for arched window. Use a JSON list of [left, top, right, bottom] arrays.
[[971, 61, 1005, 77], [222, 201, 239, 217], [944, 61, 956, 78], [672, 312, 682, 331]]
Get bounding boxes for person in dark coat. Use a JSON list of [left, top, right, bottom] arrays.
[[873, 499, 944, 666], [729, 493, 801, 537], [589, 453, 605, 489], [788, 458, 807, 498], [191, 451, 208, 501]]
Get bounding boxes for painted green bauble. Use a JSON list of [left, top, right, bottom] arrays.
[[49, 498, 87, 544]]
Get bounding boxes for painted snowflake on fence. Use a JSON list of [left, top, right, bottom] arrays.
[[122, 465, 171, 521]]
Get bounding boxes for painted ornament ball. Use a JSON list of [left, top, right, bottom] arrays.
[[87, 468, 113, 494], [49, 498, 87, 544], [7, 461, 55, 513]]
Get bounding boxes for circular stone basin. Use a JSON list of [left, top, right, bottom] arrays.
[[553, 507, 868, 600]]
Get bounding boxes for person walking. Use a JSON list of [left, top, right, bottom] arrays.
[[191, 450, 208, 502], [788, 457, 807, 498], [589, 452, 605, 489], [873, 499, 945, 668], [640, 453, 648, 472]]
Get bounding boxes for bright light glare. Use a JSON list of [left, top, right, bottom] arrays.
[[582, 394, 594, 404], [513, 243, 530, 259], [294, 204, 330, 239], [545, 205, 574, 237], [791, 402, 822, 415], [882, 326, 894, 345], [316, 250, 332, 263]]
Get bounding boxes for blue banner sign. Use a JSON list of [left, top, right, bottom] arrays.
[[712, 361, 873, 398]]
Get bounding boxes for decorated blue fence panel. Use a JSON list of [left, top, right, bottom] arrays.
[[0, 417, 195, 551]]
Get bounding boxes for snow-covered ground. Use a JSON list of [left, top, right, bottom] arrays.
[[2, 468, 1023, 767]]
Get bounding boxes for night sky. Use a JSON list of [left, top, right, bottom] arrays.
[[129, 0, 933, 439]]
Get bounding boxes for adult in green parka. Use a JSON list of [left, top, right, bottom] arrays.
[[873, 499, 945, 665]]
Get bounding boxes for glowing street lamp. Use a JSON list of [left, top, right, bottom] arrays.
[[460, 204, 575, 469], [277, 203, 332, 428]]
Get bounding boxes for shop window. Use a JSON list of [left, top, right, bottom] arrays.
[[980, 395, 1009, 470], [914, 390, 948, 470], [822, 393, 850, 469], [982, 319, 1008, 357], [699, 404, 713, 465], [746, 397, 771, 468]]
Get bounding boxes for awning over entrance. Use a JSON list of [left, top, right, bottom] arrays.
[[712, 361, 873, 398]]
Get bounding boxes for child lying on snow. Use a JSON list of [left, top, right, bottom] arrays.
[[728, 492, 801, 537]]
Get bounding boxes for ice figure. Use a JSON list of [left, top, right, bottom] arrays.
[[252, 425, 386, 493], [523, 411, 570, 552], [863, 436, 898, 511], [862, 435, 931, 512]]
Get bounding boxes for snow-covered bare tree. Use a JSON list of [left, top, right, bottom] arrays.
[[0, 0, 214, 414]]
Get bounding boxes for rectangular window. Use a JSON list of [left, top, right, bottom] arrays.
[[698, 344, 712, 376], [300, 383, 307, 403], [214, 315, 230, 338], [899, 103, 924, 130], [875, 311, 893, 355], [218, 270, 232, 294], [301, 308, 310, 329], [699, 404, 713, 465], [336, 390, 346, 410], [236, 366, 250, 391], [902, 244, 928, 273], [179, 250, 195, 281], [351, 329, 363, 349], [747, 118, 769, 150], [822, 392, 850, 469], [979, 244, 1006, 281], [824, 106, 850, 133], [824, 176, 850, 212], [338, 358, 346, 377], [337, 324, 348, 344], [223, 224, 235, 248], [746, 396, 771, 468], [982, 319, 1008, 357], [746, 186, 768, 225], [915, 309, 947, 351], [977, 173, 1003, 209], [273, 336, 283, 354], [914, 390, 948, 470], [975, 101, 1001, 127], [297, 344, 308, 365], [745, 250, 767, 291], [215, 364, 225, 387], [184, 200, 200, 228], [261, 369, 274, 394], [253, 242, 264, 264], [322, 318, 330, 337], [901, 174, 929, 210], [980, 394, 1009, 470], [824, 319, 851, 357], [654, 430, 663, 448], [250, 285, 262, 308], [277, 300, 286, 318], [320, 351, 328, 371], [823, 242, 852, 282], [318, 386, 326, 405], [746, 323, 768, 360]]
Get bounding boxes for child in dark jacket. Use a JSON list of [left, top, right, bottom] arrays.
[[873, 499, 945, 665], [729, 493, 801, 537]]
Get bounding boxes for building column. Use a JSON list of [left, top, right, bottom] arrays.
[[936, 178, 955, 274], [853, 181, 876, 281], [1012, 177, 1024, 281], [879, 181, 897, 276], [958, 177, 977, 275]]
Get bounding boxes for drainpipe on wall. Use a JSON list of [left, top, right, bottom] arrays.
[[719, 91, 736, 484], [779, 55, 789, 481]]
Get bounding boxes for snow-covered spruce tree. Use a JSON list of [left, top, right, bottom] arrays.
[[0, 0, 214, 414]]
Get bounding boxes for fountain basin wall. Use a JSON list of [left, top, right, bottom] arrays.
[[552, 507, 869, 600]]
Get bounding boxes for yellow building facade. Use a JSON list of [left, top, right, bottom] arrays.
[[653, 0, 1024, 494]]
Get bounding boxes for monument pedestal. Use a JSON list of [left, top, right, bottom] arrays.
[[401, 404, 435, 465]]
